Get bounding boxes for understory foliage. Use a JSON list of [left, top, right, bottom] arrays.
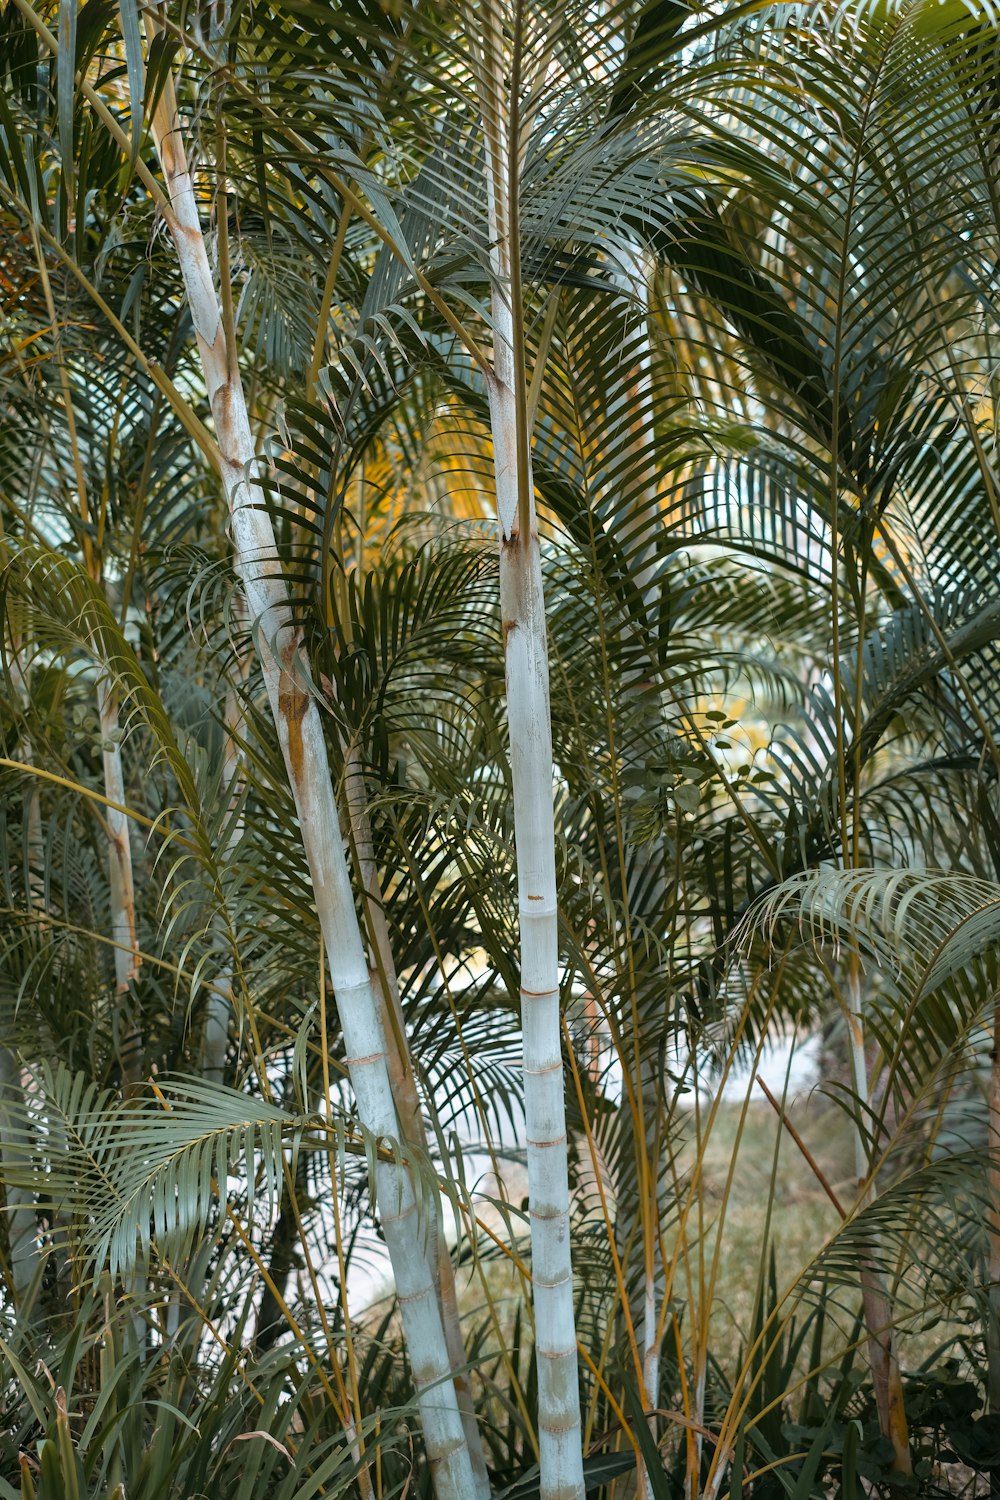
[[1, 0, 1000, 1495]]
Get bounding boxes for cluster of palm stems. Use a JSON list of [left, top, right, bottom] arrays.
[[1, 0, 1000, 1496]]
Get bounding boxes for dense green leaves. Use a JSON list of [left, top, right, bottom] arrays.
[[2, 0, 1000, 1492]]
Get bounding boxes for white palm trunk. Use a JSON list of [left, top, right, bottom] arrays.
[[2, 649, 42, 1316], [97, 676, 142, 1090], [141, 45, 478, 1498], [342, 745, 491, 1496], [203, 631, 250, 1084], [97, 674, 146, 1345], [477, 16, 585, 1494], [489, 322, 584, 1500], [24, 146, 143, 1095], [0, 1051, 37, 1312], [12, 647, 46, 916], [176, 636, 250, 1343], [846, 969, 911, 1475], [988, 1000, 1000, 1435]]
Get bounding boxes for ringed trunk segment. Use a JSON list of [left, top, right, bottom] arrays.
[[342, 746, 491, 1496], [203, 625, 252, 1084], [490, 373, 585, 1498], [97, 675, 143, 1092], [479, 5, 585, 1464], [270, 686, 477, 1496], [988, 998, 1000, 1500], [0, 1046, 38, 1315], [846, 987, 911, 1477], [142, 42, 479, 1498], [10, 644, 46, 915], [5, 648, 45, 1318]]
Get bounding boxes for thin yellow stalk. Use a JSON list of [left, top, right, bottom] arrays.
[[29, 224, 143, 1088], [756, 1078, 847, 1218], [845, 965, 911, 1477], [276, 1156, 375, 1500], [575, 1342, 642, 1465], [225, 1210, 348, 1419], [823, 60, 912, 1459], [562, 1017, 644, 1387], [672, 1309, 698, 1493]]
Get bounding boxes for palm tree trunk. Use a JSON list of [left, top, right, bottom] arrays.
[[2, 644, 43, 1319], [13, 646, 46, 916], [846, 971, 911, 1478], [171, 629, 250, 1344], [987, 998, 1000, 1500], [139, 37, 478, 1497], [25, 183, 143, 1098], [0, 1047, 37, 1315], [97, 676, 142, 1092], [476, 13, 585, 1492], [490, 363, 583, 1500], [202, 624, 250, 1084], [254, 1182, 299, 1350], [342, 744, 490, 1496], [97, 674, 147, 1347]]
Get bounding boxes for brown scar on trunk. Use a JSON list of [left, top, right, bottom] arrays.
[[502, 618, 518, 646], [279, 667, 310, 781], [116, 895, 140, 990], [214, 380, 240, 447]]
